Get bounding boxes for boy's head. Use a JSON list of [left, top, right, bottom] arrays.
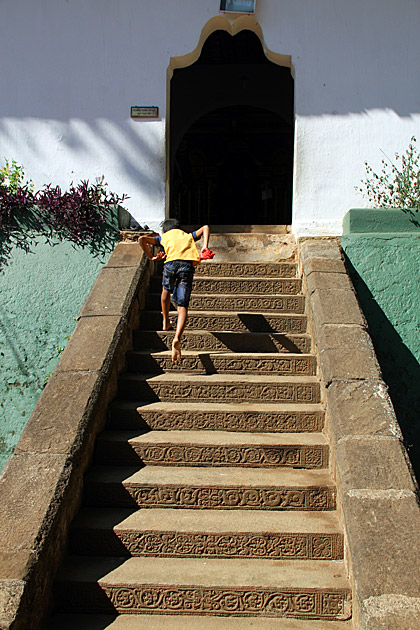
[[161, 218, 180, 233]]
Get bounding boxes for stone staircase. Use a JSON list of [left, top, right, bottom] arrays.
[[48, 257, 353, 628]]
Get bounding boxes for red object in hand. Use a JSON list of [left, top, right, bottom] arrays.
[[200, 248, 215, 260]]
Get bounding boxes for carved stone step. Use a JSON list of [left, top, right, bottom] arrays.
[[194, 261, 298, 278], [134, 330, 311, 354], [150, 276, 302, 295], [141, 311, 307, 334], [54, 556, 351, 619], [49, 614, 354, 630], [126, 351, 317, 376], [108, 401, 325, 433], [146, 292, 306, 313], [117, 373, 321, 404], [83, 466, 336, 511], [70, 507, 343, 560], [95, 430, 329, 469]]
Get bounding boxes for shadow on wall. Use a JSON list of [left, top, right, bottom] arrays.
[[344, 255, 420, 484], [0, 208, 122, 471]]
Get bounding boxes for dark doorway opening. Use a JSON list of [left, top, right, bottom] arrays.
[[169, 30, 294, 226]]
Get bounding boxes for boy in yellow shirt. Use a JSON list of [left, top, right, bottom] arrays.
[[138, 219, 212, 362]]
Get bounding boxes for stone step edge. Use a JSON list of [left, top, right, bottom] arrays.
[[54, 558, 351, 620], [70, 506, 344, 559], [95, 431, 329, 469], [133, 331, 312, 353], [84, 477, 337, 512], [48, 613, 354, 630], [118, 374, 321, 404], [125, 352, 317, 377], [143, 310, 307, 317], [69, 528, 344, 560], [108, 402, 325, 433]]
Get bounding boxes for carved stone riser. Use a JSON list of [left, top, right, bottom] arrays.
[[85, 484, 336, 511], [126, 354, 317, 377], [71, 530, 344, 561], [108, 409, 325, 433], [96, 443, 328, 469], [119, 380, 321, 404], [146, 294, 306, 314], [195, 262, 297, 278], [57, 583, 351, 620], [150, 277, 302, 295], [134, 331, 311, 354], [141, 313, 307, 334]]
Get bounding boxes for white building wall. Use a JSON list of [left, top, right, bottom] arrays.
[[1, 0, 419, 234]]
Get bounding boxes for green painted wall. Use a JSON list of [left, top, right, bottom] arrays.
[[341, 209, 420, 480], [0, 236, 117, 472]]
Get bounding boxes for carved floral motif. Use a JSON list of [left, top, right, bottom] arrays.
[[137, 381, 320, 404], [195, 262, 297, 278], [120, 484, 336, 511], [191, 278, 301, 296], [111, 443, 328, 468], [133, 354, 316, 376], [135, 410, 323, 432], [108, 530, 343, 560], [99, 584, 350, 618]]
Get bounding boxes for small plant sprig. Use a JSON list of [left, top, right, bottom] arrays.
[[0, 159, 34, 194], [358, 136, 420, 211], [0, 161, 35, 252]]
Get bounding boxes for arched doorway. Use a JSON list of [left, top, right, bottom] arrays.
[[169, 29, 294, 226]]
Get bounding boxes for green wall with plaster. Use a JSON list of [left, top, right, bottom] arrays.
[[0, 236, 117, 472], [341, 209, 420, 480]]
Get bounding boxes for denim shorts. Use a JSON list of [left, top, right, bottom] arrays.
[[162, 260, 195, 307]]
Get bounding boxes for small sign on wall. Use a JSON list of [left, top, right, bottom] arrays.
[[220, 0, 255, 13], [131, 106, 159, 119]]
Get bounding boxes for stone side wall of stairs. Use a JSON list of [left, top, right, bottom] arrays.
[[298, 238, 420, 629]]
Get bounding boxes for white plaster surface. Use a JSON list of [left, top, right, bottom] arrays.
[[1, 0, 420, 234]]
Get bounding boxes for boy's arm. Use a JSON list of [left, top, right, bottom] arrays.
[[194, 224, 210, 251], [138, 235, 166, 261]]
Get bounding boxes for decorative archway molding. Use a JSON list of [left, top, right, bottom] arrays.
[[167, 15, 292, 79]]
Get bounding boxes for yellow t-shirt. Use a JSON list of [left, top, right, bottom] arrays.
[[160, 229, 200, 265]]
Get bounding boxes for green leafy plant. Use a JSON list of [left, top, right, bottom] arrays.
[[358, 136, 420, 211], [0, 159, 34, 194]]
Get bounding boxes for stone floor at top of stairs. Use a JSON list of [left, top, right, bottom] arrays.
[[48, 613, 354, 630]]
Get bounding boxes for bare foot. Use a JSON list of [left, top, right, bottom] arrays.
[[172, 339, 181, 363]]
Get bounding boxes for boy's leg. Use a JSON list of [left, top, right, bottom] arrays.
[[172, 306, 187, 362], [170, 262, 194, 363], [161, 287, 172, 331]]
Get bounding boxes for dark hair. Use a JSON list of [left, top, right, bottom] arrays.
[[160, 218, 180, 233]]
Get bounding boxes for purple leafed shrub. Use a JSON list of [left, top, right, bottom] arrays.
[[0, 171, 128, 268], [0, 183, 35, 249], [36, 177, 127, 244]]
